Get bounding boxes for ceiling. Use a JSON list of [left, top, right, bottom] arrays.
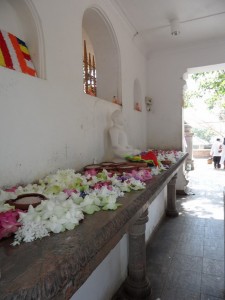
[[111, 0, 225, 55]]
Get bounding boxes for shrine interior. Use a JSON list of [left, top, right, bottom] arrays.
[[0, 1, 225, 299]]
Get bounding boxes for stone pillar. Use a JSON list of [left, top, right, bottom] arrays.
[[124, 209, 151, 299], [185, 123, 194, 170], [166, 174, 179, 217]]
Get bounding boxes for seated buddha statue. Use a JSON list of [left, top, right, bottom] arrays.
[[109, 110, 141, 160]]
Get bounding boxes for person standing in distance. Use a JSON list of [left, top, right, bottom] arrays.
[[219, 137, 225, 169], [210, 138, 222, 169]]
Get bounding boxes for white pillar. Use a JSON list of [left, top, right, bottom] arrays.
[[184, 123, 194, 170]]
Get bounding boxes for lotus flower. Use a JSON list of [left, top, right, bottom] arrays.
[[0, 209, 21, 240]]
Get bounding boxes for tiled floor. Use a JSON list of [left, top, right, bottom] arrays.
[[114, 159, 225, 300], [147, 159, 225, 300]]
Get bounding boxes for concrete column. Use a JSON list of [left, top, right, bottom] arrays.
[[185, 123, 194, 170], [166, 173, 179, 217], [124, 209, 151, 299]]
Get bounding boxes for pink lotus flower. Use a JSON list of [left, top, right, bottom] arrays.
[[84, 169, 97, 176], [0, 210, 21, 240], [138, 170, 152, 181], [93, 181, 112, 190], [130, 170, 152, 182], [63, 189, 77, 196], [4, 186, 18, 193]]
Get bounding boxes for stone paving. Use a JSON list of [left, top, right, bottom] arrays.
[[147, 158, 225, 300]]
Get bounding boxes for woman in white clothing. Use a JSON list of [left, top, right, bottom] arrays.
[[219, 138, 225, 169], [210, 138, 222, 169]]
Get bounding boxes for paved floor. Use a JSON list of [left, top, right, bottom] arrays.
[[113, 158, 225, 300], [147, 158, 225, 300]]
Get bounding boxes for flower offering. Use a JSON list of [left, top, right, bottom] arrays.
[[0, 150, 184, 245]]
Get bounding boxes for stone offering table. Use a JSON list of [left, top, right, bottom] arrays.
[[0, 154, 188, 300]]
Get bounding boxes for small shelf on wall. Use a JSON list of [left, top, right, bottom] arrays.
[[133, 78, 142, 112]]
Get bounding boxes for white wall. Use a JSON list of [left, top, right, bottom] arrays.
[[72, 234, 128, 300], [146, 189, 167, 240], [71, 190, 166, 300], [0, 0, 147, 187], [0, 1, 153, 299], [146, 39, 225, 150]]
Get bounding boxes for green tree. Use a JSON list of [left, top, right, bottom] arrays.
[[191, 128, 214, 143], [184, 70, 225, 113]]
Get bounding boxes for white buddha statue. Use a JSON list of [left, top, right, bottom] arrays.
[[109, 110, 141, 160]]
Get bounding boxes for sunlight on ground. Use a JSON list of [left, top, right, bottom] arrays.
[[181, 199, 223, 220], [183, 158, 225, 220]]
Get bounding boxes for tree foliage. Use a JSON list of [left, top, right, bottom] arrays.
[[184, 70, 225, 112], [191, 128, 214, 143]]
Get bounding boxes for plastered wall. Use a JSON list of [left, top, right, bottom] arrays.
[[146, 39, 225, 150], [0, 2, 148, 297], [0, 0, 147, 187]]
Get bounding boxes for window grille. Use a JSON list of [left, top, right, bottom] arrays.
[[83, 40, 97, 96]]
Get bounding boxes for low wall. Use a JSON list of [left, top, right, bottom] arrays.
[[193, 149, 210, 158]]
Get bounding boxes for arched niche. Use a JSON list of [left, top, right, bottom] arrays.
[[0, 0, 45, 79], [82, 7, 121, 103], [133, 78, 142, 112]]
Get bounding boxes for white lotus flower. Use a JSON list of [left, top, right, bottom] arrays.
[[13, 198, 84, 244], [101, 194, 120, 210], [0, 203, 15, 212], [0, 190, 17, 203], [151, 167, 161, 176]]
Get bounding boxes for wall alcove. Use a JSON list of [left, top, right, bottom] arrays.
[[82, 7, 121, 103], [133, 78, 142, 112], [0, 0, 45, 79]]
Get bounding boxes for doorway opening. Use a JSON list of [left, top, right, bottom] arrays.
[[183, 63, 225, 172]]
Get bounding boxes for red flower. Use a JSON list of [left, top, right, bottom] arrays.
[[0, 210, 21, 240], [141, 151, 159, 166]]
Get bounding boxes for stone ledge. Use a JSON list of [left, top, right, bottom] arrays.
[[0, 154, 188, 300]]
